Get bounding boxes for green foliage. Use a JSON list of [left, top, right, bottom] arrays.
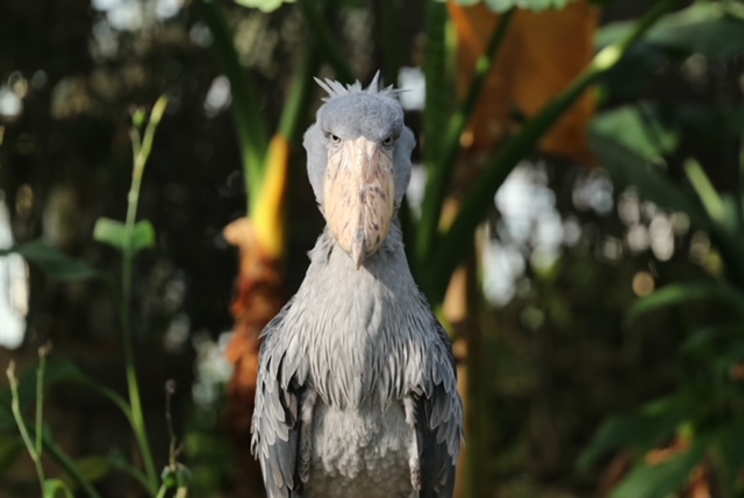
[[0, 437, 23, 474], [233, 0, 295, 11], [577, 397, 687, 471], [590, 115, 711, 230], [160, 463, 192, 489], [1, 98, 185, 497], [598, 2, 744, 59], [93, 218, 156, 254], [611, 438, 708, 498], [444, 0, 572, 12], [579, 4, 744, 495], [42, 479, 74, 498], [0, 241, 101, 281], [626, 280, 744, 325]]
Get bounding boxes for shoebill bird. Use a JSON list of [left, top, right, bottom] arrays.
[[251, 73, 463, 498]]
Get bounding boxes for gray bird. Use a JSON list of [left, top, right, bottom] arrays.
[[251, 73, 463, 498]]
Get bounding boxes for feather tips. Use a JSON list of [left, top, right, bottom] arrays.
[[313, 70, 402, 102]]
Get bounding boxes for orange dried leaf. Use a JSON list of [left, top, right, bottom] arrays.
[[449, 1, 598, 164], [223, 217, 285, 463]]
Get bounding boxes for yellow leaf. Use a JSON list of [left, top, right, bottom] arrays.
[[252, 135, 291, 258]]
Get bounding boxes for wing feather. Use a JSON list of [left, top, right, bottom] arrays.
[[414, 322, 463, 498], [251, 300, 308, 497]]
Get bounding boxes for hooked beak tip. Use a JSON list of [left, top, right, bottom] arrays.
[[351, 241, 364, 270]]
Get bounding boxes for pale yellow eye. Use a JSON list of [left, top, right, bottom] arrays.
[[329, 134, 341, 144], [382, 137, 394, 147]]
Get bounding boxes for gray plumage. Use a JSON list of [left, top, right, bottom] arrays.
[[251, 73, 463, 498]]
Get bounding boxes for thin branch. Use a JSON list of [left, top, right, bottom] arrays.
[[7, 362, 45, 494]]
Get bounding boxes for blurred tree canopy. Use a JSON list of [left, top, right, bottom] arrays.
[[0, 0, 744, 497]]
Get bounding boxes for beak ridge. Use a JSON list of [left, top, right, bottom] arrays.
[[323, 136, 395, 268]]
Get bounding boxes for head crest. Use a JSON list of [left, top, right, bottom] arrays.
[[313, 71, 402, 102]]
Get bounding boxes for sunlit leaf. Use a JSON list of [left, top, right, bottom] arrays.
[[43, 479, 74, 498], [0, 241, 101, 281], [93, 217, 155, 254], [232, 0, 295, 12], [598, 3, 744, 60], [590, 104, 679, 162], [577, 398, 686, 471], [611, 437, 708, 498], [627, 280, 744, 326], [252, 136, 290, 258]]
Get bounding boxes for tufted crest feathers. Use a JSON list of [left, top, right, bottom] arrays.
[[314, 71, 402, 102]]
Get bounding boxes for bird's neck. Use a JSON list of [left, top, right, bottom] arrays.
[[309, 218, 413, 282]]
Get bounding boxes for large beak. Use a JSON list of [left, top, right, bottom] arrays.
[[324, 136, 395, 269]]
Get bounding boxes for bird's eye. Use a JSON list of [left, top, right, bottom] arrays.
[[382, 136, 394, 147], [329, 134, 341, 144]]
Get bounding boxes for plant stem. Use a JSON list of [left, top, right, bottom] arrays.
[[423, 0, 448, 175], [299, 0, 355, 83], [197, 0, 269, 212], [417, 8, 515, 267], [427, 0, 682, 304], [35, 345, 49, 457], [7, 362, 46, 495], [382, 0, 402, 86], [155, 484, 168, 498], [40, 428, 102, 498], [277, 41, 321, 141], [121, 97, 168, 496]]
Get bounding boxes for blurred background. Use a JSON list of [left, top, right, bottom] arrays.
[[1, 0, 744, 496]]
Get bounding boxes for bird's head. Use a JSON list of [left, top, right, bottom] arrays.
[[303, 72, 415, 269]]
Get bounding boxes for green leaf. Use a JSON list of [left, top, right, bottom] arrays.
[[577, 399, 686, 471], [597, 3, 744, 59], [161, 463, 192, 488], [43, 479, 74, 498], [233, 0, 294, 11], [74, 456, 111, 483], [445, 0, 571, 12], [714, 420, 744, 493], [590, 104, 679, 162], [132, 220, 156, 251], [0, 436, 23, 473], [0, 241, 101, 281], [626, 280, 744, 326], [93, 218, 126, 249], [93, 217, 155, 254], [611, 437, 708, 498], [589, 132, 711, 231]]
